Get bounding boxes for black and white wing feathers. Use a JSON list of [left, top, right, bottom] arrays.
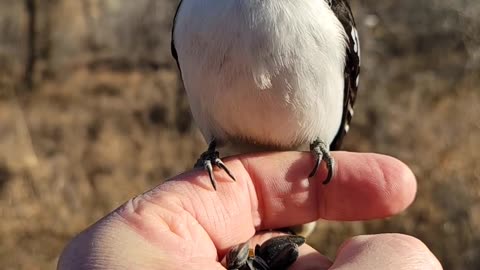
[[171, 0, 183, 69], [330, 0, 361, 150]]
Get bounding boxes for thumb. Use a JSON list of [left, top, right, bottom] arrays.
[[330, 234, 442, 270]]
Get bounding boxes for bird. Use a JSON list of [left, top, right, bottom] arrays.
[[171, 0, 360, 189], [171, 0, 360, 265]]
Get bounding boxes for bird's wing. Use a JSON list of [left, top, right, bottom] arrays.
[[171, 0, 183, 69], [330, 0, 361, 150]]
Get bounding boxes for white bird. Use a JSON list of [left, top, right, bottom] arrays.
[[171, 0, 360, 266]]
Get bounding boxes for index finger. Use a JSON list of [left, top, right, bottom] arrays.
[[239, 151, 416, 228], [127, 151, 416, 254]]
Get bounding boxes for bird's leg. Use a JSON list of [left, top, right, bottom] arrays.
[[194, 140, 236, 190], [309, 139, 335, 184]]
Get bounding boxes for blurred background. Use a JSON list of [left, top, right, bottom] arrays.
[[0, 0, 478, 269]]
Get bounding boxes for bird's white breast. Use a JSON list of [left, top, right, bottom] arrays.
[[174, 0, 347, 152]]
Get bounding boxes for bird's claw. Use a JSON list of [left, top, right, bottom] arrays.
[[309, 139, 335, 184], [194, 141, 236, 190], [226, 235, 305, 270]]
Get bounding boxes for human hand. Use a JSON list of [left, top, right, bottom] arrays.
[[58, 151, 442, 270]]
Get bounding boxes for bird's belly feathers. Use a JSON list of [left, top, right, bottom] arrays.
[[174, 0, 347, 151]]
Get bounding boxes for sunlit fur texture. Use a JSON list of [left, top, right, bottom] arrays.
[[174, 0, 348, 153]]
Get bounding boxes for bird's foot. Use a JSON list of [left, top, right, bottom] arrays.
[[309, 139, 335, 184], [194, 141, 236, 190], [226, 235, 305, 270]]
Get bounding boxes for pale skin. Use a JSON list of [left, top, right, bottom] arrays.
[[58, 151, 442, 270]]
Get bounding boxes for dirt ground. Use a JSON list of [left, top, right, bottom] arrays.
[[0, 0, 479, 269]]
